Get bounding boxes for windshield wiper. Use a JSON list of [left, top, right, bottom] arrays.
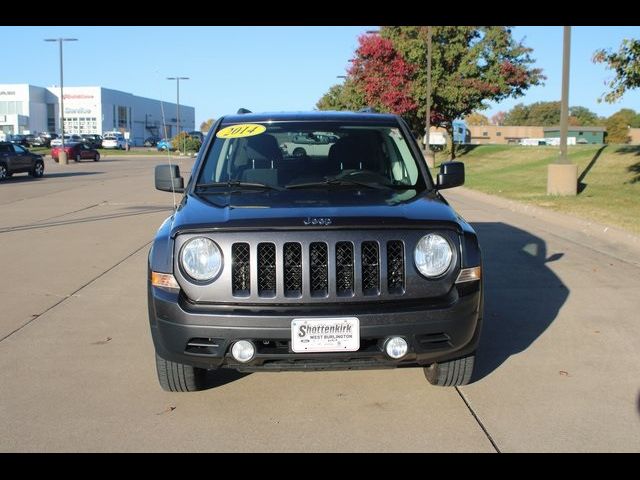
[[195, 181, 283, 191], [286, 177, 393, 190]]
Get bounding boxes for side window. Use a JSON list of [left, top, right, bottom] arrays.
[[0, 144, 11, 153], [13, 144, 26, 154]]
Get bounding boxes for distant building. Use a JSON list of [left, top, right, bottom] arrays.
[[0, 83, 195, 146], [468, 125, 544, 144], [543, 126, 605, 144]]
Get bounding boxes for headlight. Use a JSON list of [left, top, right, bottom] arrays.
[[414, 234, 453, 277], [180, 237, 222, 282]]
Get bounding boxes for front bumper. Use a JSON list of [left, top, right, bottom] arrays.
[[148, 281, 482, 372]]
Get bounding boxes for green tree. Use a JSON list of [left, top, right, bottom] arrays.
[[316, 79, 368, 112], [593, 39, 640, 103], [381, 26, 544, 157], [503, 103, 530, 125], [569, 106, 601, 126], [200, 118, 215, 132], [605, 109, 637, 143], [631, 113, 640, 128], [465, 112, 489, 125], [172, 131, 201, 153]]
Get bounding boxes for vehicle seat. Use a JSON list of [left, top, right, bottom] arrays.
[[328, 132, 385, 175], [239, 134, 282, 186]]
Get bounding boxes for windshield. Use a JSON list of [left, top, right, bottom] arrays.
[[197, 121, 425, 190]]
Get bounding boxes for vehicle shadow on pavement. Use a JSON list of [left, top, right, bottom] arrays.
[[470, 222, 569, 382], [201, 369, 250, 388]]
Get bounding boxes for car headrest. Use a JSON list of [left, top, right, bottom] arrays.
[[244, 134, 283, 167]]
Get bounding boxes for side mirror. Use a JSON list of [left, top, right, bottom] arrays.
[[436, 161, 465, 189], [155, 164, 185, 193]]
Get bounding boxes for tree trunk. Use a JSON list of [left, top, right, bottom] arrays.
[[447, 123, 456, 159]]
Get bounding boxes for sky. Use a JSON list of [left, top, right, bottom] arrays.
[[1, 26, 638, 126]]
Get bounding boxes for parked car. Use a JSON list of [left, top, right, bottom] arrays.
[[0, 141, 45, 180], [9, 134, 31, 147], [144, 136, 161, 147], [102, 132, 126, 149], [31, 132, 58, 148], [51, 142, 100, 162], [280, 132, 339, 157], [50, 134, 83, 147], [156, 138, 175, 151], [81, 134, 103, 149], [148, 111, 482, 392]]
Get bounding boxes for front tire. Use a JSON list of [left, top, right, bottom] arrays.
[[424, 354, 475, 387], [76, 154, 81, 162], [94, 153, 100, 162], [155, 352, 208, 392], [30, 160, 44, 178], [0, 163, 9, 181]]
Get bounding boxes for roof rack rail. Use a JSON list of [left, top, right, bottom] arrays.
[[358, 107, 378, 113], [237, 108, 252, 114]]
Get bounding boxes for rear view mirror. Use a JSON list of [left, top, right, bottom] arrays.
[[155, 164, 185, 193], [437, 161, 465, 189]]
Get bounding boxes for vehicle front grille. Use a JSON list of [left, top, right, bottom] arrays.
[[257, 243, 276, 297], [230, 239, 406, 300], [231, 243, 250, 296]]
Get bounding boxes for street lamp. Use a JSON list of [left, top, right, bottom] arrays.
[[44, 37, 77, 165], [167, 76, 189, 153]]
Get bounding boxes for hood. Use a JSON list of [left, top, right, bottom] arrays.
[[169, 188, 462, 235]]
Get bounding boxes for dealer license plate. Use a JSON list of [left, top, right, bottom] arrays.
[[291, 317, 360, 353]]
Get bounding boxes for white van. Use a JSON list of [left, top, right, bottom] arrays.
[[102, 132, 126, 149]]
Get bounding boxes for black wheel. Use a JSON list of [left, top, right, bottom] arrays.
[[75, 154, 81, 162], [424, 354, 475, 387], [155, 352, 208, 392], [94, 153, 100, 162], [0, 163, 8, 181], [293, 147, 306, 157], [30, 160, 44, 178]]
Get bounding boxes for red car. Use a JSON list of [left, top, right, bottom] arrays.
[[51, 142, 100, 162]]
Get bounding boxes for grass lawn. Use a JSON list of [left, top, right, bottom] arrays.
[[437, 144, 640, 235], [29, 146, 193, 157]]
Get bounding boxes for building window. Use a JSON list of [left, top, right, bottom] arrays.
[[482, 132, 488, 137], [579, 131, 584, 135], [47, 103, 56, 132], [496, 132, 502, 137], [118, 106, 128, 130]]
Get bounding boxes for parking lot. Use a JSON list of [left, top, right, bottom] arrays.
[[0, 154, 639, 452]]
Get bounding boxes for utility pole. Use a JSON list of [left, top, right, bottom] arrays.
[[547, 26, 578, 195], [45, 37, 77, 165], [424, 26, 435, 168]]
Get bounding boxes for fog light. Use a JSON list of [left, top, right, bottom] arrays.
[[231, 340, 256, 363], [385, 337, 408, 359]]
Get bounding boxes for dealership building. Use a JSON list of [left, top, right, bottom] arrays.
[[0, 83, 194, 146]]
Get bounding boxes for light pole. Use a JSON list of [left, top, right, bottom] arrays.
[[547, 26, 577, 196], [167, 76, 189, 153], [45, 37, 77, 165]]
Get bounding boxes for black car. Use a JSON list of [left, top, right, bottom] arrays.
[[0, 141, 45, 180], [81, 134, 102, 149], [9, 134, 30, 147], [144, 136, 161, 147], [148, 111, 482, 392]]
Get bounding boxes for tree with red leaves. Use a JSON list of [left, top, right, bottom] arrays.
[[348, 35, 417, 115]]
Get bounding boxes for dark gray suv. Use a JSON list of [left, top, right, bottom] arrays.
[[0, 142, 45, 180]]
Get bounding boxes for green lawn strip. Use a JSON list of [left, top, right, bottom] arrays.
[[441, 144, 640, 235]]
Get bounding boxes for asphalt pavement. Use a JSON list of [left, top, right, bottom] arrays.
[[0, 155, 638, 452]]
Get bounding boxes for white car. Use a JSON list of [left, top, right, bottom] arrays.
[[50, 134, 83, 147], [280, 132, 339, 157], [102, 132, 126, 149]]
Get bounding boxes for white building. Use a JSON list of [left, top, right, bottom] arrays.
[[0, 83, 195, 146]]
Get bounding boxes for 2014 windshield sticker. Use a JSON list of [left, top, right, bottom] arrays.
[[216, 124, 266, 138]]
